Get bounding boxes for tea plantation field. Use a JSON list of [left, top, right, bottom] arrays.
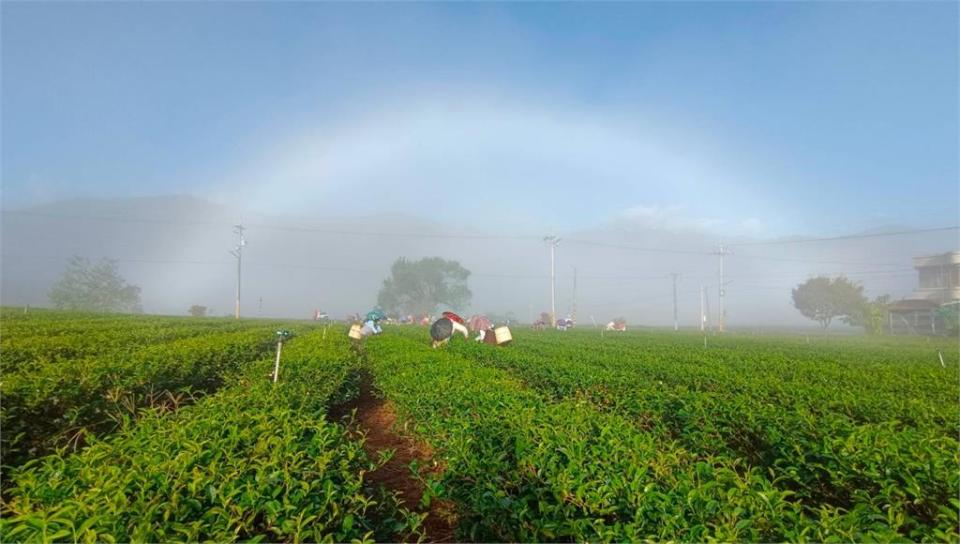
[[2, 309, 957, 542]]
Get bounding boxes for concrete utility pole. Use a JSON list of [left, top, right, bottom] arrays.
[[699, 285, 706, 332], [714, 243, 732, 332], [704, 286, 713, 332], [572, 267, 578, 325], [670, 273, 681, 331], [543, 236, 561, 326], [230, 224, 246, 319]]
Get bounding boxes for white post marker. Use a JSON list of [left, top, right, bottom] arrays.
[[272, 330, 292, 383], [938, 350, 945, 368], [272, 340, 283, 383]]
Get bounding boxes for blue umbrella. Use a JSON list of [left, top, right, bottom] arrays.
[[366, 309, 386, 322]]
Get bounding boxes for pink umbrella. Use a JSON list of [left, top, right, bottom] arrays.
[[468, 315, 492, 332]]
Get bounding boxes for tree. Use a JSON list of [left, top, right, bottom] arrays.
[[49, 256, 142, 313], [843, 294, 891, 335], [188, 305, 208, 317], [938, 304, 960, 337], [791, 276, 866, 330], [377, 257, 471, 316]]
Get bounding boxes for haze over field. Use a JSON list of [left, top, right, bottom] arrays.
[[2, 2, 957, 325]]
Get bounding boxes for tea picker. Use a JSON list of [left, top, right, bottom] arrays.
[[605, 318, 627, 332], [430, 312, 469, 348], [362, 309, 386, 336], [467, 314, 513, 346], [272, 329, 293, 383], [348, 309, 386, 341], [468, 314, 493, 343]]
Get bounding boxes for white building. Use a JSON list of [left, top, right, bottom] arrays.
[[889, 251, 960, 334]]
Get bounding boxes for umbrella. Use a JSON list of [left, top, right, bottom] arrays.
[[442, 311, 464, 324], [366, 309, 386, 322], [468, 315, 492, 332]]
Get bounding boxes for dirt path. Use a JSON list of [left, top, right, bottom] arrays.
[[331, 376, 457, 543]]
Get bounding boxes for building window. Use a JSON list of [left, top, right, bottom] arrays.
[[918, 267, 946, 289]]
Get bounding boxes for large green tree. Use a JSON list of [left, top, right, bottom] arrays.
[[842, 294, 892, 335], [377, 257, 471, 316], [49, 256, 143, 313], [791, 276, 866, 330]]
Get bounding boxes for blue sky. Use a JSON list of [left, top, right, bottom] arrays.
[[2, 2, 957, 236]]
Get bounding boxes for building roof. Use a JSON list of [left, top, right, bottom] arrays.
[[889, 298, 940, 312], [914, 251, 960, 268]]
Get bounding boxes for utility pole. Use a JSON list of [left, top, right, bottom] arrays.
[[714, 243, 732, 332], [704, 287, 713, 332], [230, 224, 246, 319], [699, 285, 706, 332], [572, 267, 578, 325], [543, 236, 561, 326], [670, 273, 681, 331]]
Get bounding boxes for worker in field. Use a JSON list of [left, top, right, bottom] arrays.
[[468, 314, 498, 344], [350, 309, 385, 343], [605, 318, 627, 332], [532, 312, 551, 331], [430, 311, 469, 348], [361, 309, 386, 337]]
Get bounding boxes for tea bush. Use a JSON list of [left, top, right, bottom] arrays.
[[1, 331, 412, 542]]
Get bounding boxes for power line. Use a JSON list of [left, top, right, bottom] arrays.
[[0, 254, 917, 282], [731, 253, 905, 267], [564, 238, 713, 255], [1, 210, 224, 228], [0, 210, 538, 241], [563, 238, 927, 267], [617, 287, 703, 306], [245, 223, 538, 241], [727, 226, 959, 247], [725, 268, 917, 281], [0, 253, 591, 280], [5, 210, 955, 260]]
